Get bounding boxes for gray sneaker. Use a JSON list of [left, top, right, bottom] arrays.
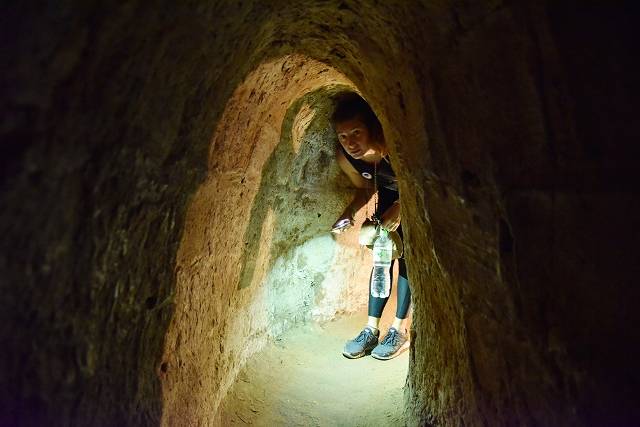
[[371, 327, 409, 360], [342, 327, 379, 359]]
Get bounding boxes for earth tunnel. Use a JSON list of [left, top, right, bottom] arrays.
[[2, 1, 639, 426]]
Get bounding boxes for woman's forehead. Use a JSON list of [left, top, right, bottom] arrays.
[[335, 118, 367, 133]]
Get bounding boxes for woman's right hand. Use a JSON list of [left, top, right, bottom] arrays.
[[331, 212, 354, 234]]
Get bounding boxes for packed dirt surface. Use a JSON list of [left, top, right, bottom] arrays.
[[219, 305, 410, 426]]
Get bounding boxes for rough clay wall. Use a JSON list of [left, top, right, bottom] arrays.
[[406, 3, 640, 425], [1, 1, 638, 426]]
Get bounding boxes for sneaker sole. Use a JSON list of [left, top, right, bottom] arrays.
[[342, 347, 375, 359], [371, 341, 410, 360]]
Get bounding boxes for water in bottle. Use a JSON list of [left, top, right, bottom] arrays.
[[370, 227, 393, 298]]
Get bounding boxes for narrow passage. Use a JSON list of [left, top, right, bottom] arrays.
[[220, 296, 410, 426]]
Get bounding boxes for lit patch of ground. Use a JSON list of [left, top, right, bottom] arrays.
[[219, 302, 410, 426]]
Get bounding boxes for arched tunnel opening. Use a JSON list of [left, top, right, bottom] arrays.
[[2, 2, 639, 427], [162, 55, 415, 425]]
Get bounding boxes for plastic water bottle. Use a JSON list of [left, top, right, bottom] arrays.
[[370, 227, 392, 298]]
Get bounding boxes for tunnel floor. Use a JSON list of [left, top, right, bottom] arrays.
[[219, 296, 410, 426]]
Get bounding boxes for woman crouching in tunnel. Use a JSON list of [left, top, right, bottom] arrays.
[[330, 92, 411, 360]]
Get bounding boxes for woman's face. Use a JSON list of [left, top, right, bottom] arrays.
[[335, 117, 375, 159]]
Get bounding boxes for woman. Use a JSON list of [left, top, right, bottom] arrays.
[[331, 92, 411, 360]]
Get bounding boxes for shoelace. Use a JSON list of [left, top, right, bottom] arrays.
[[381, 329, 400, 346], [355, 328, 374, 343]]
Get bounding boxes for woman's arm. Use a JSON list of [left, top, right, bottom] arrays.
[[341, 188, 371, 220], [380, 199, 401, 231], [332, 148, 374, 228]]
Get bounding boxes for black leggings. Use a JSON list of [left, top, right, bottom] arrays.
[[367, 257, 411, 319]]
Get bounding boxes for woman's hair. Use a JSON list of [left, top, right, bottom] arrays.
[[331, 92, 385, 147]]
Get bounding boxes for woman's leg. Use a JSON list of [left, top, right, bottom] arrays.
[[343, 264, 395, 358], [391, 258, 411, 330], [395, 258, 411, 318], [367, 189, 398, 327], [372, 258, 411, 359], [367, 260, 395, 328]]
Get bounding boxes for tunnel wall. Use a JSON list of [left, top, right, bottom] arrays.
[[403, 3, 639, 425], [1, 4, 221, 425], [1, 1, 638, 426]]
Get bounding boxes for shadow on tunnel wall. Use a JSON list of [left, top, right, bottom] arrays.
[[236, 86, 356, 326]]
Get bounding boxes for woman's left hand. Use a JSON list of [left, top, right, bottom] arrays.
[[380, 201, 401, 231]]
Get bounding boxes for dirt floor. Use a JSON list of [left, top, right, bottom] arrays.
[[219, 293, 410, 426]]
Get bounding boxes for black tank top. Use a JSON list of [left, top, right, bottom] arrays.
[[339, 145, 398, 193]]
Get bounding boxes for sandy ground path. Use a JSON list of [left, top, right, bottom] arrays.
[[219, 309, 410, 426]]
